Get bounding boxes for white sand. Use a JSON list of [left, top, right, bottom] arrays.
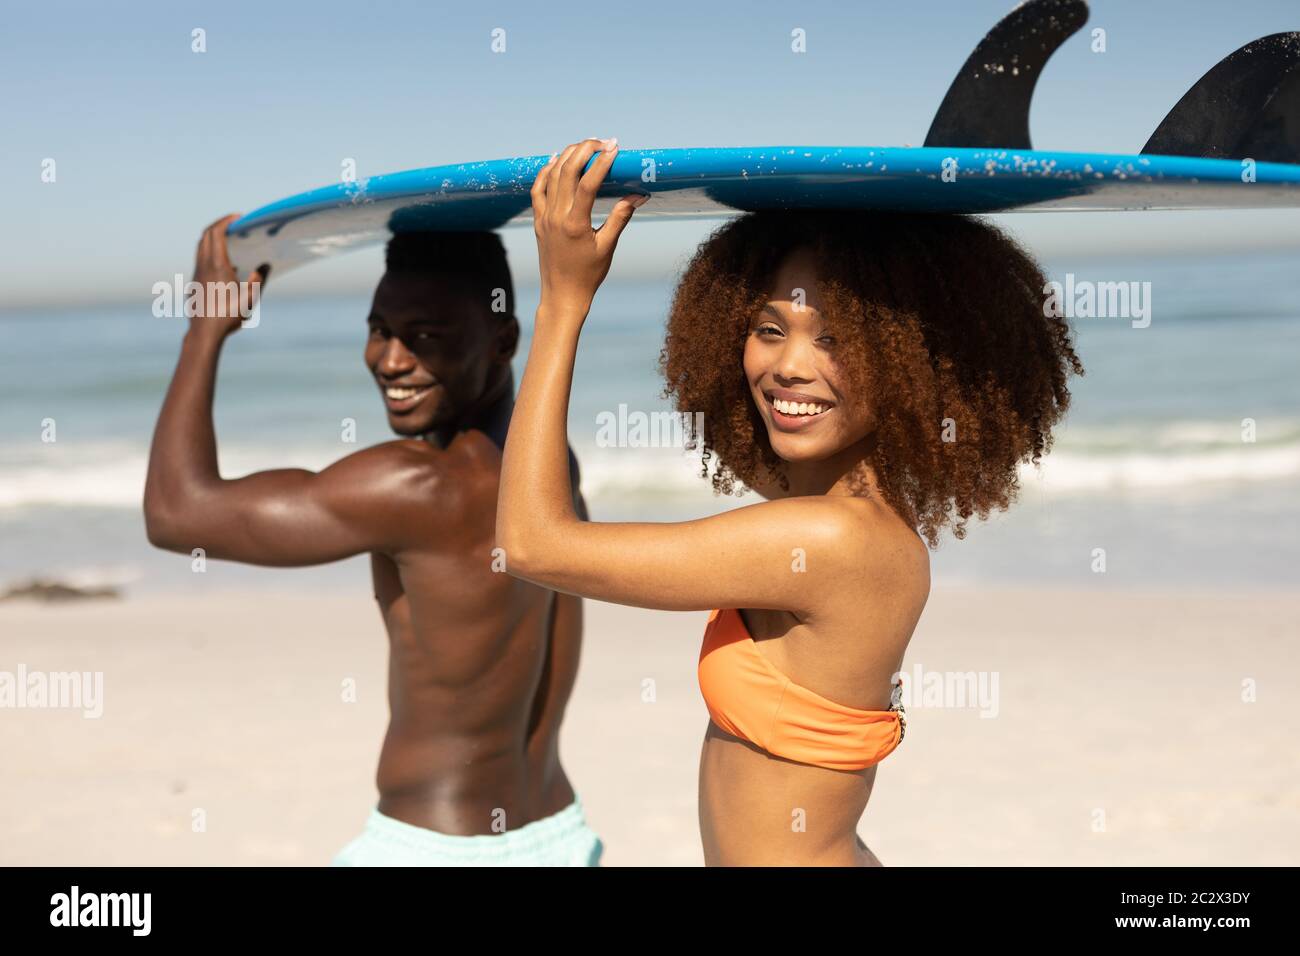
[[1, 586, 1296, 865]]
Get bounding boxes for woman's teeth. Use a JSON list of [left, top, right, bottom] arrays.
[[772, 397, 828, 416]]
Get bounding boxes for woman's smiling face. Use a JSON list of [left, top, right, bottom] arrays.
[[743, 249, 877, 465]]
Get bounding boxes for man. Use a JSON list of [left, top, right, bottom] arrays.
[[144, 216, 600, 866]]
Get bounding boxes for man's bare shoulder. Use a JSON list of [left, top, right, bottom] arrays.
[[327, 435, 501, 519], [342, 432, 499, 470]]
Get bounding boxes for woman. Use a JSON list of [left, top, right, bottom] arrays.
[[497, 138, 1083, 865]]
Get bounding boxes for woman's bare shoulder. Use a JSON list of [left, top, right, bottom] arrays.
[[827, 495, 932, 587]]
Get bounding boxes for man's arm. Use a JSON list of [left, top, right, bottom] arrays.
[[143, 215, 443, 565], [145, 440, 447, 565]]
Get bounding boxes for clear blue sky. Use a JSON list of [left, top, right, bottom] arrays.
[[4, 0, 1299, 307]]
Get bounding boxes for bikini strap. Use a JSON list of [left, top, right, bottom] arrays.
[[890, 674, 907, 742]]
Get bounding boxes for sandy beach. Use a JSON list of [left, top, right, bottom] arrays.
[[2, 584, 1295, 866]]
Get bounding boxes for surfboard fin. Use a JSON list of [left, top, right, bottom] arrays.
[[924, 0, 1089, 149], [1141, 33, 1300, 164]]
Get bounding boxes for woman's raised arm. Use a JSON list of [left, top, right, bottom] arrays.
[[495, 139, 886, 614]]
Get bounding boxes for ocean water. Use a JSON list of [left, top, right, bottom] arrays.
[[1, 251, 1297, 595]]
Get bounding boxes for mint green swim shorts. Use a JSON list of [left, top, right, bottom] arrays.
[[330, 798, 603, 867]]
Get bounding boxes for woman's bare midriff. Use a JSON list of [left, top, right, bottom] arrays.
[[698, 721, 883, 866]]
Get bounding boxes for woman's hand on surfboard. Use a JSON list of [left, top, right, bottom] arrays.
[[188, 214, 268, 340], [531, 138, 648, 320]]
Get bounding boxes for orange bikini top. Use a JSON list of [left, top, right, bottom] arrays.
[[698, 607, 906, 772]]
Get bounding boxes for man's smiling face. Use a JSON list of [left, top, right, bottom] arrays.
[[365, 271, 502, 437]]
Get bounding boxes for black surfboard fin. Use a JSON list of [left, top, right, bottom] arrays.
[[924, 0, 1089, 149], [1141, 33, 1300, 164]]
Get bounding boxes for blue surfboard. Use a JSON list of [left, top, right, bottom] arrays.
[[224, 0, 1300, 276], [227, 146, 1300, 276]]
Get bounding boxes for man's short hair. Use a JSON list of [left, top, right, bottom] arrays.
[[384, 231, 514, 319]]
